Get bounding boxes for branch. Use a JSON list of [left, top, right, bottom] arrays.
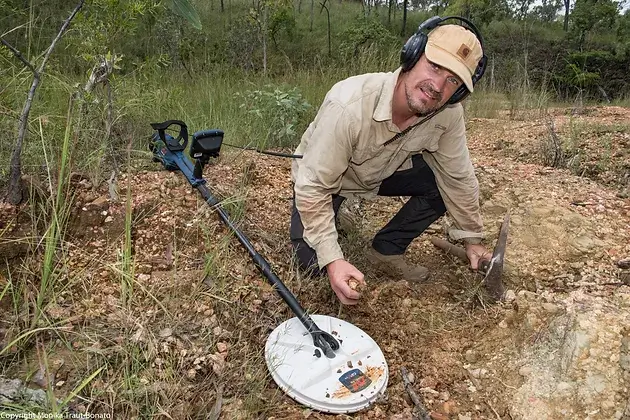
[[401, 367, 431, 420], [37, 0, 85, 73], [0, 38, 37, 74]]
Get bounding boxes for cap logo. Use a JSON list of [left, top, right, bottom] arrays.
[[457, 44, 471, 60]]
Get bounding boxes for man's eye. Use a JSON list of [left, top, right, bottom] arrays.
[[448, 77, 460, 85]]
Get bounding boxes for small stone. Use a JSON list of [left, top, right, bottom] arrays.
[[556, 381, 572, 392], [464, 350, 477, 363], [104, 216, 113, 223], [504, 290, 516, 302], [518, 366, 532, 377], [159, 328, 173, 338], [469, 368, 487, 379], [498, 320, 508, 329], [442, 399, 457, 414], [542, 303, 560, 313]]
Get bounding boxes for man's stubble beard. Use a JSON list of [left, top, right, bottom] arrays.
[[405, 80, 443, 116]]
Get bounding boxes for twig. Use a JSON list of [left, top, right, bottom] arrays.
[[495, 377, 517, 390], [0, 38, 36, 73], [400, 367, 431, 420], [485, 400, 502, 419]]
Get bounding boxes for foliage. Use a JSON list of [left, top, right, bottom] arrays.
[[235, 85, 311, 148], [445, 0, 512, 24], [569, 0, 620, 47], [338, 16, 398, 59], [529, 0, 563, 22], [68, 0, 162, 64]]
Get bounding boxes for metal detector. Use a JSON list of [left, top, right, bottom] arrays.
[[149, 120, 388, 413]]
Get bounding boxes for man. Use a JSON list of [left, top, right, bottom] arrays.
[[290, 21, 492, 305]]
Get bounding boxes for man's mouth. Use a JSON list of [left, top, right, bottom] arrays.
[[420, 86, 440, 101]]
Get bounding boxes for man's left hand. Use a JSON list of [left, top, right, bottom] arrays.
[[465, 243, 492, 270]]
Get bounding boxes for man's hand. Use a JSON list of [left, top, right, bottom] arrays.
[[465, 243, 492, 270], [326, 259, 366, 305]]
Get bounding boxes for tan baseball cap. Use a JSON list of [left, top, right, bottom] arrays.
[[424, 24, 483, 92]]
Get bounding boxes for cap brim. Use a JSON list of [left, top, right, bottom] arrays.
[[425, 44, 474, 93]]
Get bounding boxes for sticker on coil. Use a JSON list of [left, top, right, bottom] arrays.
[[338, 368, 372, 393]]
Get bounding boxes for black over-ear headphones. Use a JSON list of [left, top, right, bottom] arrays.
[[400, 16, 488, 104]]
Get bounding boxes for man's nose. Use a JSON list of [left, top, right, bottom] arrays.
[[433, 72, 449, 92]]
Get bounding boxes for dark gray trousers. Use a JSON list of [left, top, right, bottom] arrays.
[[290, 154, 447, 272]]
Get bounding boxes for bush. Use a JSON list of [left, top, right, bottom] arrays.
[[235, 85, 311, 149]]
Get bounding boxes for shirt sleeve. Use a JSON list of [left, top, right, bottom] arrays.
[[422, 109, 484, 244], [294, 100, 358, 269]]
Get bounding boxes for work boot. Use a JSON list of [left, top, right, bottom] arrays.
[[368, 247, 430, 282], [336, 198, 360, 235]]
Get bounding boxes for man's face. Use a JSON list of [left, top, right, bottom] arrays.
[[403, 55, 464, 115]]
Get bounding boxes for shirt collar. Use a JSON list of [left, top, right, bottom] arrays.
[[372, 67, 402, 123]]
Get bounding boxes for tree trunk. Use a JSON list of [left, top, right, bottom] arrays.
[[220, 0, 224, 12], [321, 0, 331, 56], [400, 0, 408, 37], [563, 0, 570, 31], [263, 5, 268, 75], [310, 0, 314, 31], [6, 77, 39, 204]]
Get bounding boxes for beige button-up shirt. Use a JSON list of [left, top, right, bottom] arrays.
[[292, 68, 483, 269]]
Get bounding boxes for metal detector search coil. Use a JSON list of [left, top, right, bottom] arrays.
[[266, 315, 388, 414], [149, 120, 388, 414]]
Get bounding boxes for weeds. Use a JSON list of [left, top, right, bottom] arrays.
[[32, 107, 74, 328]]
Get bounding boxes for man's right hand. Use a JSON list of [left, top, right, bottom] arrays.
[[326, 259, 366, 305]]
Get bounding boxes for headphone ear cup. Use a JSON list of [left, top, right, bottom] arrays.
[[447, 86, 470, 105], [400, 33, 428, 72], [447, 54, 488, 105]]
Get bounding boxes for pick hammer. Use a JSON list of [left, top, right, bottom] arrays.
[[430, 214, 510, 302]]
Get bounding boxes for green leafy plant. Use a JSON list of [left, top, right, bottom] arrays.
[[338, 16, 397, 59], [235, 85, 311, 149]]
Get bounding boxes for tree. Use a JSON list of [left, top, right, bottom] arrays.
[[530, 0, 563, 22], [446, 0, 511, 25], [249, 0, 294, 74], [401, 0, 408, 36], [1, 0, 85, 205], [564, 0, 571, 30], [570, 0, 620, 47], [511, 0, 535, 20]]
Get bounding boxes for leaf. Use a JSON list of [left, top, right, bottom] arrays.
[[166, 0, 202, 30]]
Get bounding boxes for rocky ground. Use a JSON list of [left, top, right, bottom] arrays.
[[1, 106, 629, 419]]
